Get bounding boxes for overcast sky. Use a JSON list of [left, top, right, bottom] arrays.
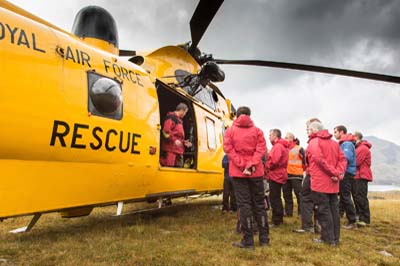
[[8, 0, 400, 146]]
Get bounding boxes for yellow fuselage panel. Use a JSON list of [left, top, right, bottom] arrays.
[[141, 46, 199, 84], [0, 5, 223, 218]]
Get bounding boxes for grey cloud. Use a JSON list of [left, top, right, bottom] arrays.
[[7, 0, 400, 144]]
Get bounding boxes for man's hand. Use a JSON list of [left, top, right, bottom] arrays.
[[243, 168, 252, 175], [339, 173, 345, 180], [243, 166, 255, 176], [331, 176, 339, 182], [183, 139, 192, 148], [175, 139, 183, 147], [250, 166, 256, 173]]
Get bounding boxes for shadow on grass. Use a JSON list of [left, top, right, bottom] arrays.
[[10, 199, 222, 242]]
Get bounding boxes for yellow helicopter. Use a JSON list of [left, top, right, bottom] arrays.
[[1, 0, 399, 233]]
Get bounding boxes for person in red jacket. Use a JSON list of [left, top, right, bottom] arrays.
[[354, 131, 373, 226], [307, 121, 347, 246], [266, 129, 289, 226], [224, 106, 269, 249], [160, 103, 192, 167]]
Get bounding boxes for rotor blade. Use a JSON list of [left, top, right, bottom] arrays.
[[119, 49, 136, 56], [214, 59, 400, 84], [190, 0, 224, 50]]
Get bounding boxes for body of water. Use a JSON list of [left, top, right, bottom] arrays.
[[369, 184, 400, 192]]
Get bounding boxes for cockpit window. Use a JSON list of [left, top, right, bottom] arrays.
[[175, 70, 217, 110], [192, 85, 217, 110]]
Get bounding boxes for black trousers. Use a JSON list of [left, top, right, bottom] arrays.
[[282, 178, 302, 216], [269, 180, 284, 225], [351, 178, 359, 216], [233, 177, 269, 245], [312, 191, 340, 244], [222, 178, 237, 211], [300, 175, 315, 229], [339, 173, 357, 223], [354, 179, 370, 224]]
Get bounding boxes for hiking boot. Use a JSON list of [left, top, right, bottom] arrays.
[[292, 228, 314, 234], [312, 238, 324, 244], [232, 242, 255, 250], [343, 223, 357, 229], [270, 222, 283, 228], [356, 221, 367, 227], [329, 241, 339, 247], [260, 241, 269, 247], [313, 238, 337, 247]]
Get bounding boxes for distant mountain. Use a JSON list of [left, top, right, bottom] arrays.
[[364, 136, 400, 185]]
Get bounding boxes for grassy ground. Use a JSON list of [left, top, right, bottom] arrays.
[[0, 192, 399, 266]]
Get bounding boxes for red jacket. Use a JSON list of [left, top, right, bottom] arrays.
[[161, 112, 185, 154], [339, 133, 356, 144], [266, 138, 289, 184], [355, 140, 373, 181], [223, 115, 267, 178], [306, 130, 347, 193]]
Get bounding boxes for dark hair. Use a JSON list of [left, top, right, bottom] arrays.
[[270, 129, 281, 138], [294, 138, 300, 145], [236, 106, 251, 117], [354, 131, 363, 140], [334, 125, 347, 134], [176, 103, 189, 111]]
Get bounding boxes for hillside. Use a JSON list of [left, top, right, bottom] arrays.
[[365, 136, 400, 185]]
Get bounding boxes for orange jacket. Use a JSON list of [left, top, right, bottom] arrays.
[[287, 144, 304, 176]]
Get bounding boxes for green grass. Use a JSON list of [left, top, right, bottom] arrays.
[[0, 192, 399, 266]]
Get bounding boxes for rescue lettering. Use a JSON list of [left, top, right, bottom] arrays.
[[0, 22, 46, 53], [65, 46, 91, 67], [50, 120, 141, 154], [103, 59, 143, 87]]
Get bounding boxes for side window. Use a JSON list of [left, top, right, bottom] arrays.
[[87, 72, 123, 120], [206, 117, 216, 150], [222, 120, 226, 141]]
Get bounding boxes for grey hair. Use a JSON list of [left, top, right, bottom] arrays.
[[306, 117, 321, 126], [309, 121, 324, 133], [286, 132, 295, 139], [176, 103, 189, 111]]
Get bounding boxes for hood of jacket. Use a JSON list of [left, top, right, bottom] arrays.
[[357, 140, 372, 149], [308, 129, 332, 143], [233, 115, 254, 128], [339, 133, 356, 144], [272, 137, 289, 148]]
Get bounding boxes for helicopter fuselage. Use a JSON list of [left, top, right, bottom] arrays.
[[0, 1, 229, 220]]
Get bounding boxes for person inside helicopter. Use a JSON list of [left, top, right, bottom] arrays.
[[160, 103, 193, 167]]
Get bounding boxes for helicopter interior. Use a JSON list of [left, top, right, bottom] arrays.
[[156, 81, 197, 169]]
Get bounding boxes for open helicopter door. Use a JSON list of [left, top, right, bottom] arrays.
[[156, 81, 198, 169]]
